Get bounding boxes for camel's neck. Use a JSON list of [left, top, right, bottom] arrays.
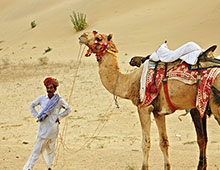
[[98, 51, 141, 99]]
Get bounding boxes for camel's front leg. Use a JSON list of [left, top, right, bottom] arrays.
[[138, 105, 154, 170], [153, 112, 171, 170]]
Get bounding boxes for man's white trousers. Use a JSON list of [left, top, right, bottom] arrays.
[[23, 137, 56, 170]]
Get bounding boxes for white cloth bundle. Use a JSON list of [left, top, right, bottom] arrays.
[[215, 55, 220, 60], [150, 42, 203, 65]]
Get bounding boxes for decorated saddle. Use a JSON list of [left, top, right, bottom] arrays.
[[139, 42, 220, 116], [141, 62, 220, 116]]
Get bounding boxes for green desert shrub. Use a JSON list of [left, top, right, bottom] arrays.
[[1, 57, 10, 69], [125, 164, 137, 170], [38, 56, 49, 65], [44, 47, 52, 54], [31, 20, 36, 28], [70, 11, 87, 31]]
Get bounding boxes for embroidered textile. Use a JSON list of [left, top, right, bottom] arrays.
[[196, 68, 220, 116], [141, 62, 220, 116]]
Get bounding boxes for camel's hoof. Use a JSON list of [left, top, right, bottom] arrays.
[[164, 163, 171, 170], [197, 164, 207, 170], [198, 157, 207, 170], [141, 164, 149, 170]]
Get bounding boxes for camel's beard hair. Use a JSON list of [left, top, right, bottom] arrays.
[[211, 86, 220, 105]]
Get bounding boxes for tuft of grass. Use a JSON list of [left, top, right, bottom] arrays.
[[1, 57, 10, 69], [125, 164, 137, 170], [70, 11, 87, 31], [44, 47, 52, 54], [38, 56, 49, 65], [97, 144, 105, 149], [31, 20, 36, 28]]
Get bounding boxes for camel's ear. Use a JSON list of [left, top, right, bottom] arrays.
[[107, 34, 113, 41], [108, 41, 118, 53], [107, 34, 118, 53]]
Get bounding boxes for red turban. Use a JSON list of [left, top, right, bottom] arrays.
[[43, 77, 59, 87]]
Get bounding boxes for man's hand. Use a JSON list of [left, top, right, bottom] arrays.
[[56, 118, 60, 124]]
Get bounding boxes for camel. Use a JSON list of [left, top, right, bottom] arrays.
[[78, 31, 220, 170], [129, 54, 219, 170]]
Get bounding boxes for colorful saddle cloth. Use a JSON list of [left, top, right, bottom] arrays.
[[141, 62, 220, 117]]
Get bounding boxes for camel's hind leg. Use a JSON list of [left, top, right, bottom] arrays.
[[137, 105, 154, 170], [153, 112, 171, 170], [190, 109, 208, 170]]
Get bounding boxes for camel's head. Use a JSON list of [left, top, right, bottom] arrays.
[[79, 31, 118, 60], [129, 55, 150, 67], [129, 56, 145, 67], [79, 31, 99, 46]]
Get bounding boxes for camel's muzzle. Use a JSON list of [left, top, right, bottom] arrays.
[[78, 36, 85, 44], [78, 33, 88, 45]]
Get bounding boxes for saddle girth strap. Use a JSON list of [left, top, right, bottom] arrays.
[[163, 63, 177, 112], [149, 61, 159, 93], [196, 58, 202, 87]]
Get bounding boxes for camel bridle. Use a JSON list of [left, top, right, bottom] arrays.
[[85, 31, 110, 62]]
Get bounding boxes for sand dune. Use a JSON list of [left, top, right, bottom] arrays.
[[0, 0, 220, 169]]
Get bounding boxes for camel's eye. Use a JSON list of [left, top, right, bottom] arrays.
[[96, 37, 102, 42], [81, 33, 88, 38]]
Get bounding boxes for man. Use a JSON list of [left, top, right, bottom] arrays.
[[23, 77, 71, 170]]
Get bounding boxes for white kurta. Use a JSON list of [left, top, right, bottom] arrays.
[[23, 94, 71, 170], [30, 94, 71, 139]]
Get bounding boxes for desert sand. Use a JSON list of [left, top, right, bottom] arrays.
[[0, 0, 220, 170]]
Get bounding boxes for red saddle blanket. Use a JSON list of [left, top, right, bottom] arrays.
[[141, 62, 220, 116]]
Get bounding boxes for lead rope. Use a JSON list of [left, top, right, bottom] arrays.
[[54, 45, 118, 167], [54, 44, 85, 167], [112, 61, 137, 109], [113, 72, 120, 108], [54, 45, 135, 167]]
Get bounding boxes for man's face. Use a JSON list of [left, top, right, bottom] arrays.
[[46, 84, 55, 95]]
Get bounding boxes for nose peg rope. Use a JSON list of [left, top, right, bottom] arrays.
[[113, 72, 120, 108]]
